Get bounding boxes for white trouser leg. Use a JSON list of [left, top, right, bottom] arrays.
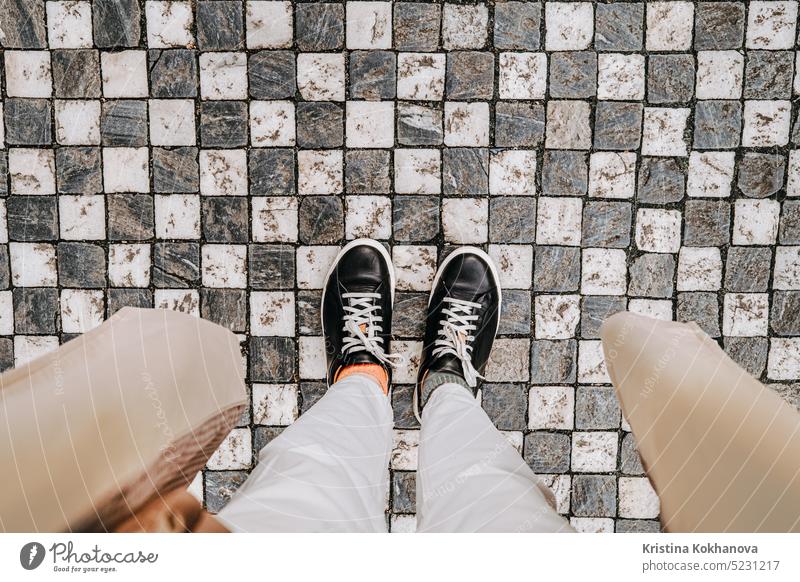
[[416, 383, 574, 532], [216, 374, 393, 532]]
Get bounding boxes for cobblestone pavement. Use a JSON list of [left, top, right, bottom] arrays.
[[2, 0, 800, 533]]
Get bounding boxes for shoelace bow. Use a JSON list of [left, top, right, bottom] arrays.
[[432, 297, 484, 388], [342, 292, 404, 368]]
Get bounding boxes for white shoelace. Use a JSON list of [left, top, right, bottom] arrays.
[[341, 292, 404, 368], [432, 297, 484, 387]]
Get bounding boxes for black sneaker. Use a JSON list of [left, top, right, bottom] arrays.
[[414, 247, 501, 419], [322, 239, 402, 386]]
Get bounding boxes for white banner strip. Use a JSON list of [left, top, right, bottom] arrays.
[[1, 533, 798, 580]]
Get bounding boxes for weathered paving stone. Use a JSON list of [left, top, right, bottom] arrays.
[[530, 339, 577, 384], [724, 247, 772, 292], [202, 197, 249, 243], [495, 102, 545, 147], [200, 101, 248, 147], [153, 147, 199, 193], [581, 296, 626, 339], [6, 196, 58, 241], [446, 51, 494, 100], [620, 433, 645, 475], [299, 382, 326, 415], [498, 289, 532, 335], [576, 386, 621, 430], [149, 50, 198, 98], [550, 51, 597, 99], [0, 154, 7, 195], [694, 1, 745, 49], [0, 339, 13, 372], [744, 51, 794, 99], [393, 292, 427, 337], [693, 101, 742, 149], [482, 383, 527, 430], [0, 247, 9, 289], [490, 197, 536, 243], [391, 383, 419, 429], [493, 1, 540, 50], [56, 148, 102, 194], [196, 0, 243, 51], [107, 289, 153, 315], [250, 337, 295, 383], [298, 196, 344, 244], [394, 2, 441, 51], [724, 337, 769, 377], [780, 201, 800, 244], [616, 520, 661, 533], [350, 51, 396, 100], [684, 200, 731, 246], [628, 254, 675, 298], [248, 51, 297, 99], [647, 55, 695, 103], [13, 288, 59, 334], [248, 245, 295, 289], [297, 290, 322, 336], [677, 292, 721, 337], [442, 148, 489, 195], [153, 243, 200, 287], [524, 432, 571, 473], [345, 150, 390, 194], [201, 289, 247, 332], [582, 201, 632, 248], [393, 195, 439, 242], [253, 427, 285, 455], [250, 149, 295, 195], [4, 99, 52, 145], [297, 102, 343, 148], [541, 151, 588, 196], [392, 471, 416, 513], [572, 475, 617, 517], [93, 0, 141, 47], [51, 49, 101, 97], [638, 158, 686, 204], [771, 292, 800, 336], [57, 242, 106, 288], [397, 103, 443, 146], [0, 0, 47, 47], [108, 194, 154, 240], [737, 153, 785, 198], [101, 100, 148, 146], [205, 471, 248, 513], [593, 102, 642, 150], [535, 246, 581, 292], [595, 2, 643, 51], [296, 2, 344, 50]]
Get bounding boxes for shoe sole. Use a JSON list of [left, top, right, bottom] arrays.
[[413, 246, 503, 421], [320, 239, 396, 386]]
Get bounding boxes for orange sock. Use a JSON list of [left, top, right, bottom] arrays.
[[335, 364, 389, 395]]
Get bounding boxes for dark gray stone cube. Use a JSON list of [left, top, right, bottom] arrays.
[[393, 195, 439, 242], [350, 51, 396, 100], [495, 102, 545, 147], [524, 432, 571, 473]]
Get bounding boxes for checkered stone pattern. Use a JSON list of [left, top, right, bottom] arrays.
[[3, 0, 800, 534]]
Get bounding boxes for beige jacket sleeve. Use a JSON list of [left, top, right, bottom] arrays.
[[600, 312, 800, 532], [0, 307, 247, 532]]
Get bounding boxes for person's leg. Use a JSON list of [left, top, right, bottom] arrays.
[[414, 247, 573, 533], [417, 381, 572, 532], [216, 372, 392, 532], [218, 239, 401, 532]]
